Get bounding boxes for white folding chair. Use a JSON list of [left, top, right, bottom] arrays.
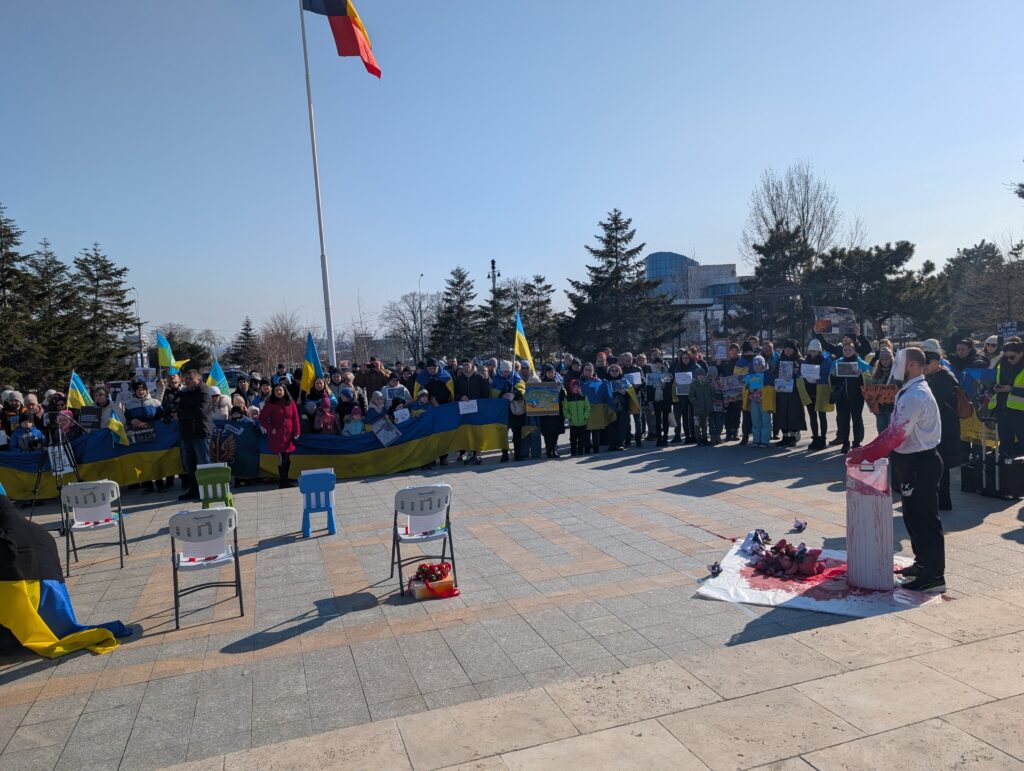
[[390, 484, 457, 596], [168, 507, 244, 629], [61, 480, 127, 577]]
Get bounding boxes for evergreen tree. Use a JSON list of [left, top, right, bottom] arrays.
[[559, 209, 684, 358], [18, 240, 81, 390], [73, 243, 136, 383], [0, 206, 31, 384], [228, 316, 261, 370], [429, 267, 480, 359]]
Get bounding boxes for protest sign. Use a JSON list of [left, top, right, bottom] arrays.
[[48, 445, 75, 476], [861, 384, 898, 415], [774, 379, 794, 393], [744, 373, 764, 390], [384, 387, 407, 404], [646, 372, 668, 387], [778, 361, 794, 380], [525, 383, 561, 416], [393, 408, 411, 423], [720, 376, 742, 404], [712, 340, 728, 360], [78, 406, 103, 430], [612, 379, 630, 394], [674, 371, 693, 396], [457, 399, 478, 415], [997, 320, 1022, 338], [626, 371, 643, 386], [960, 414, 998, 448], [371, 419, 402, 447], [106, 380, 131, 407], [800, 363, 820, 382], [836, 362, 862, 378], [127, 428, 157, 445], [812, 306, 857, 337]]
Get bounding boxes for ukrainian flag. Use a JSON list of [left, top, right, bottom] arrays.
[[207, 358, 229, 396], [580, 378, 617, 430], [156, 331, 190, 374], [67, 370, 94, 410], [107, 406, 130, 447], [0, 496, 129, 658], [300, 332, 324, 394], [514, 310, 534, 372]]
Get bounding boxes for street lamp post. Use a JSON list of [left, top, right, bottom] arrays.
[[417, 273, 424, 361], [128, 286, 144, 367]]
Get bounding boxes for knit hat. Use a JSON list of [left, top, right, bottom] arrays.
[[340, 387, 354, 400], [921, 339, 943, 357], [753, 356, 766, 368], [8, 391, 23, 403], [0, 390, 10, 403], [350, 406, 362, 418], [43, 389, 56, 400], [782, 339, 799, 352], [24, 394, 39, 406], [985, 335, 999, 346], [425, 357, 438, 367], [208, 386, 221, 397]]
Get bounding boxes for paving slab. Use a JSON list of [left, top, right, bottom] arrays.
[[802, 718, 1021, 770], [912, 632, 1024, 699], [942, 694, 1024, 759]]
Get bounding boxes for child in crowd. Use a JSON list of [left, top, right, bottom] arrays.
[[342, 406, 364, 436], [367, 391, 388, 424], [388, 397, 408, 423], [689, 368, 713, 446], [563, 379, 591, 456], [707, 365, 725, 445], [744, 356, 772, 448], [408, 389, 432, 419], [314, 395, 339, 434], [11, 414, 44, 452]]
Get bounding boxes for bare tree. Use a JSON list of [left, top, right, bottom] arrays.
[[741, 160, 843, 262], [258, 308, 304, 369], [380, 291, 442, 361]]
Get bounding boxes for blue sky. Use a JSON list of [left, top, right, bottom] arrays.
[[3, 1, 1022, 342]]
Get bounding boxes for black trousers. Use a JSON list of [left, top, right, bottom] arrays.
[[569, 426, 587, 454], [835, 401, 865, 445], [892, 449, 945, 578], [653, 403, 671, 440], [673, 397, 694, 441], [725, 401, 741, 433], [806, 403, 827, 437]]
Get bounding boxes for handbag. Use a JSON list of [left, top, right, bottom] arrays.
[[509, 397, 526, 416]]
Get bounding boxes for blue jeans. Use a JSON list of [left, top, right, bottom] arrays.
[[876, 412, 891, 433], [525, 426, 542, 458], [750, 402, 771, 444], [180, 437, 211, 491]]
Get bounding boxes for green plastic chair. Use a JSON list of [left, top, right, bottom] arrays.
[[196, 463, 234, 509]]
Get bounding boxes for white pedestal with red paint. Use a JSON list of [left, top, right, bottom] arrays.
[[845, 459, 894, 591]]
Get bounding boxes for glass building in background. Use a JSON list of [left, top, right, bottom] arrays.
[[645, 251, 698, 298]]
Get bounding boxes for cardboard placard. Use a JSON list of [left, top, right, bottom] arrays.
[[861, 384, 899, 415], [48, 444, 75, 476], [646, 372, 668, 387], [457, 399, 478, 414], [744, 373, 764, 390], [384, 387, 406, 404], [127, 427, 157, 445], [524, 383, 561, 416], [720, 375, 742, 403], [626, 371, 643, 386], [774, 379, 794, 393], [392, 408, 411, 423], [778, 361, 794, 380], [674, 371, 693, 396], [836, 362, 862, 378], [712, 340, 728, 360]]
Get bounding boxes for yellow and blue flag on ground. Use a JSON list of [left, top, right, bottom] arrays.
[[67, 371, 93, 409], [514, 310, 534, 372], [0, 496, 130, 658], [156, 331, 190, 374], [300, 332, 324, 394], [107, 406, 129, 447], [207, 358, 229, 396]]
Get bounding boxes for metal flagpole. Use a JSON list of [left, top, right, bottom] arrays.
[[298, 0, 338, 367]]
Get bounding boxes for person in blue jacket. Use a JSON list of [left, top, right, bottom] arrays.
[[11, 414, 44, 452]]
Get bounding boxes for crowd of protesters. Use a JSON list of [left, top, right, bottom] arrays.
[[1, 331, 1022, 505]]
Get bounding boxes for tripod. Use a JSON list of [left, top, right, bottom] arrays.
[[29, 422, 83, 522]]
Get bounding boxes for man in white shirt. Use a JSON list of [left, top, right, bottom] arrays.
[[847, 347, 945, 592]]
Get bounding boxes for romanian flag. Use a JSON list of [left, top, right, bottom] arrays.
[[514, 310, 534, 373], [67, 371, 94, 410], [303, 0, 381, 78], [207, 359, 229, 396], [107, 407, 130, 447], [300, 332, 325, 394], [0, 496, 129, 658], [156, 331, 190, 375]]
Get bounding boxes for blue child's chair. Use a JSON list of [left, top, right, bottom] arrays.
[[299, 469, 337, 538]]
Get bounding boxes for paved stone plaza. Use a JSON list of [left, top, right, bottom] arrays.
[[2, 434, 1023, 769]]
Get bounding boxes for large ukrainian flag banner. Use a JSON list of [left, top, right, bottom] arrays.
[[261, 399, 511, 480], [0, 402, 512, 495]]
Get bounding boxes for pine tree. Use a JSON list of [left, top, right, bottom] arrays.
[[73, 243, 136, 384], [429, 267, 480, 359], [518, 275, 559, 362], [476, 280, 514, 359], [559, 209, 684, 358], [0, 204, 29, 383], [228, 316, 261, 370], [17, 240, 81, 389]]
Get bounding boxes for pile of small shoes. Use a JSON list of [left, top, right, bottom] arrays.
[[753, 539, 823, 579]]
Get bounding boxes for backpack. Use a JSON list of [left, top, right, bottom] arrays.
[[954, 386, 974, 420]]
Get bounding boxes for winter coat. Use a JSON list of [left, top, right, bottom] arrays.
[[259, 398, 301, 454], [538, 378, 565, 437], [771, 354, 808, 432], [802, 352, 834, 412], [926, 367, 963, 469], [949, 352, 987, 383], [645, 369, 673, 405], [177, 386, 213, 440], [828, 355, 871, 406], [814, 333, 872, 360], [358, 368, 390, 394], [454, 372, 491, 401], [160, 384, 183, 420], [122, 395, 164, 426], [689, 378, 713, 418], [563, 394, 590, 427]]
